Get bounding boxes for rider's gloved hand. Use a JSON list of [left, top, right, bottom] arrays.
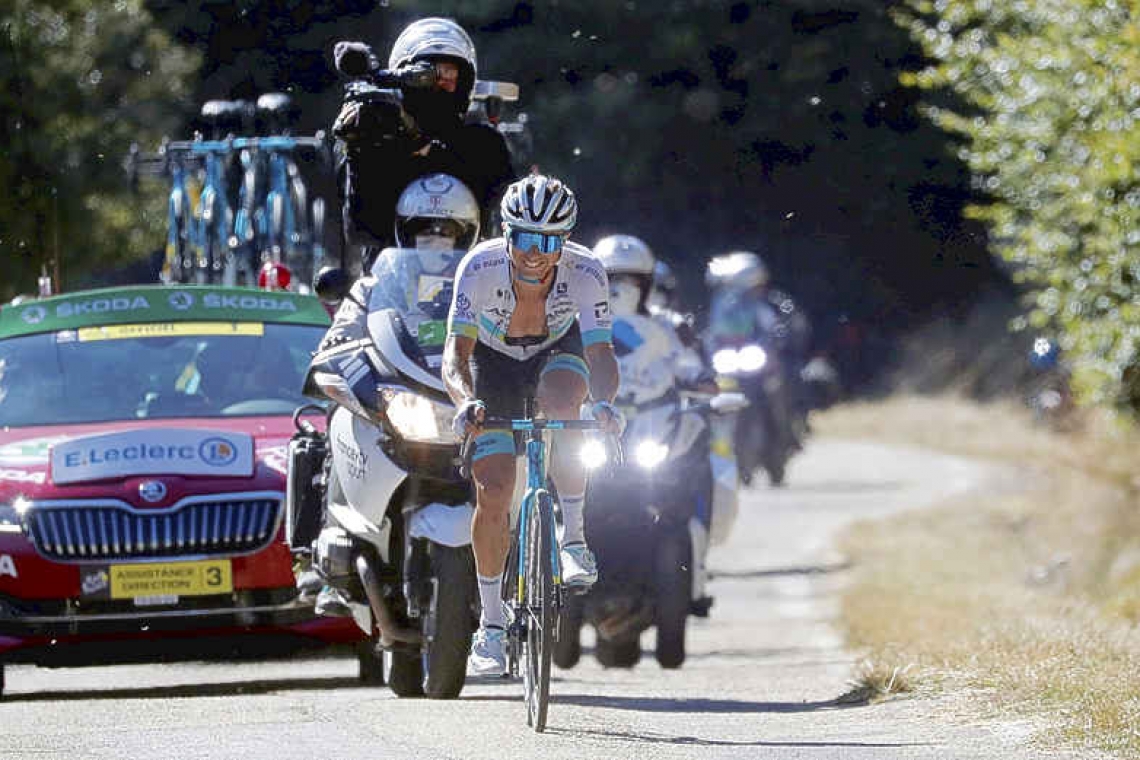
[[452, 399, 486, 439], [587, 400, 626, 436]]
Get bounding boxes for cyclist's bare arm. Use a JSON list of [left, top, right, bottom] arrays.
[[584, 342, 620, 404], [443, 334, 478, 406]]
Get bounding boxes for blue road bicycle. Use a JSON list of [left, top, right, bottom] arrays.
[[467, 416, 619, 732], [232, 94, 330, 289]]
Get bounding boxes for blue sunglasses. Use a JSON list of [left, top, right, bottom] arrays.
[[508, 227, 565, 255]]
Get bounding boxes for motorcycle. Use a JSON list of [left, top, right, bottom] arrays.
[[286, 247, 478, 699], [554, 390, 745, 670], [709, 338, 798, 487]]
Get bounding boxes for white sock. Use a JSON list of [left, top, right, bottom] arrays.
[[559, 493, 586, 546], [477, 573, 506, 629]]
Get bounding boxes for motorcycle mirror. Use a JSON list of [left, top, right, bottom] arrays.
[[710, 391, 749, 414], [313, 266, 351, 306]]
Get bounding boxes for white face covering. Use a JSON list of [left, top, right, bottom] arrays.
[[415, 233, 458, 251], [609, 279, 642, 316]]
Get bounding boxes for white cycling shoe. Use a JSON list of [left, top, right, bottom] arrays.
[[467, 625, 508, 676], [560, 543, 599, 588]]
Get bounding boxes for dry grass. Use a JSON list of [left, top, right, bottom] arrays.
[[816, 394, 1140, 757]]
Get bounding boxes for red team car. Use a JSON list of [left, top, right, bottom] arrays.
[[0, 285, 367, 695]]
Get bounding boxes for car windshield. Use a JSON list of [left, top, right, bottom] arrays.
[[0, 322, 326, 426], [369, 247, 465, 360]]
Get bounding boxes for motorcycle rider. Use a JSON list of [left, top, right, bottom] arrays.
[[302, 173, 481, 613], [705, 251, 804, 482], [647, 259, 702, 351], [442, 174, 623, 676], [332, 17, 515, 272], [592, 234, 720, 608]]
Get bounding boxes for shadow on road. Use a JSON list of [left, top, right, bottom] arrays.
[[546, 725, 932, 749], [463, 692, 858, 714], [0, 676, 362, 702], [782, 480, 907, 494], [709, 562, 851, 579]]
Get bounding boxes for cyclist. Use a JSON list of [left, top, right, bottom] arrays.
[[442, 174, 623, 676], [593, 234, 720, 608], [333, 17, 515, 272]]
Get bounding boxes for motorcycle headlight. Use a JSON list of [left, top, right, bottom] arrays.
[[379, 387, 458, 445], [712, 349, 741, 375], [737, 344, 768, 372], [580, 440, 608, 470], [634, 440, 669, 470]]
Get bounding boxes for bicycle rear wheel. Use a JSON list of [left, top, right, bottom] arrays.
[[522, 491, 557, 732]]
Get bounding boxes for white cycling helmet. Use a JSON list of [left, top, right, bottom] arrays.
[[500, 174, 578, 234], [706, 250, 769, 289], [389, 17, 477, 106], [592, 235, 655, 276], [395, 173, 480, 250]]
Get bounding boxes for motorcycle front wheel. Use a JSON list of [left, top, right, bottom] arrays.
[[424, 543, 477, 699], [654, 531, 692, 669]]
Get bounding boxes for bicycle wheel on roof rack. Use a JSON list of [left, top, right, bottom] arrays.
[[165, 185, 194, 284], [522, 489, 557, 732]]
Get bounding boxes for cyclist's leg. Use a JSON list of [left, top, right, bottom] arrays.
[[535, 333, 594, 586], [467, 344, 540, 673]]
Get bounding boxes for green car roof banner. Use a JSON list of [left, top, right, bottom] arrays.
[[0, 286, 331, 339]]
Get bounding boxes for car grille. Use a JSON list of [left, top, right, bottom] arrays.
[[23, 497, 282, 562]]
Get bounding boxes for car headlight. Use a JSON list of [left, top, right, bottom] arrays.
[[712, 349, 741, 375], [634, 440, 669, 469], [0, 503, 18, 527], [0, 499, 27, 530], [380, 387, 458, 445], [580, 440, 608, 470]]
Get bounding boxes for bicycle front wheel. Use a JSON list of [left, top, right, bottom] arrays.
[[523, 490, 557, 732]]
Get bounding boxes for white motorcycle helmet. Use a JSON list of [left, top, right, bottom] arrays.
[[593, 234, 655, 316], [389, 17, 477, 112], [705, 250, 769, 290], [394, 173, 480, 252]]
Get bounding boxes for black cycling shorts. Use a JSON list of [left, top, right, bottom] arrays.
[[471, 323, 588, 422]]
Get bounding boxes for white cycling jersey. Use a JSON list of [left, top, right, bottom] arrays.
[[447, 238, 613, 360]]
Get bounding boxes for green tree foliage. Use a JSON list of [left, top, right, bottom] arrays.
[[0, 0, 199, 300], [895, 0, 1139, 413]]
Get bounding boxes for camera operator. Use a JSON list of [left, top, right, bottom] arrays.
[[332, 18, 516, 273]]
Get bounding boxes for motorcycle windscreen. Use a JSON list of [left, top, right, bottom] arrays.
[[366, 246, 465, 388]]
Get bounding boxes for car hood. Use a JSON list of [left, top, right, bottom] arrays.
[[0, 417, 299, 508]]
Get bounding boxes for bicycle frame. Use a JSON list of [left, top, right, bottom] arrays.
[[513, 422, 564, 610]]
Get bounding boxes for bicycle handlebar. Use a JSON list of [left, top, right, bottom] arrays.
[[479, 417, 609, 432], [457, 416, 623, 480]]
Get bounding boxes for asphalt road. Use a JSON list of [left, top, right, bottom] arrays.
[[0, 440, 1095, 759]]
